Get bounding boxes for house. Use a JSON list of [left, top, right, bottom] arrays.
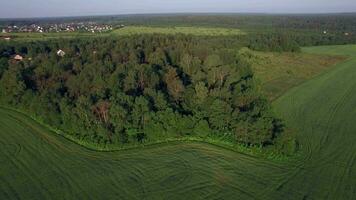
[[14, 55, 23, 61], [57, 49, 66, 57]]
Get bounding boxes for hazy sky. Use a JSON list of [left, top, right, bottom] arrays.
[[1, 0, 356, 18]]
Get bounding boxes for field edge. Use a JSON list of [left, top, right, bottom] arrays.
[[0, 105, 296, 162]]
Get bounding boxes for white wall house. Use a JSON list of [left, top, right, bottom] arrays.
[[14, 55, 23, 61], [57, 50, 66, 57]]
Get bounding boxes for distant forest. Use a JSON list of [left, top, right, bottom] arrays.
[[2, 13, 356, 32], [2, 13, 356, 47]]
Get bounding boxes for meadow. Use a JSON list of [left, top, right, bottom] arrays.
[[0, 26, 245, 42], [246, 49, 347, 100], [1, 45, 356, 199], [111, 26, 245, 36], [0, 32, 100, 41]]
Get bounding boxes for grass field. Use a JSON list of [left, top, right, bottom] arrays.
[[111, 26, 245, 36], [0, 32, 101, 41], [273, 45, 356, 199], [0, 26, 244, 42], [247, 49, 346, 100], [1, 45, 356, 199], [0, 108, 290, 199]]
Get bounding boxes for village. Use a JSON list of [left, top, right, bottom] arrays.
[[12, 49, 66, 62], [1, 22, 118, 34]]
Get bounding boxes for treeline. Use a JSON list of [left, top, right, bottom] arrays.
[[247, 31, 356, 51], [0, 35, 284, 147], [248, 33, 300, 52], [3, 14, 356, 33], [122, 14, 356, 48], [119, 14, 356, 32], [292, 32, 356, 46], [3, 13, 356, 48]]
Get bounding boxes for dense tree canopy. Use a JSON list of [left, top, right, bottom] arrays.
[[0, 35, 283, 147]]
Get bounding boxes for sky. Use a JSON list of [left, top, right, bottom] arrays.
[[1, 0, 356, 18]]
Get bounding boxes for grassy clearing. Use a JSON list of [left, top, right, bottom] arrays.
[[0, 32, 102, 41], [245, 49, 346, 100], [302, 44, 356, 56], [0, 26, 244, 42], [111, 26, 245, 36], [1, 45, 356, 199]]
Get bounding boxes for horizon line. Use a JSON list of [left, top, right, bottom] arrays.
[[1, 11, 356, 20]]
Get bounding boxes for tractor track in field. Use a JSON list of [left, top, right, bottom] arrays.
[[273, 46, 356, 199]]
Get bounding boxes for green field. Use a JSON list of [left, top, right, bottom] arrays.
[[0, 32, 101, 41], [273, 45, 356, 199], [111, 26, 245, 36], [247, 49, 346, 100], [0, 26, 245, 42], [1, 45, 356, 199]]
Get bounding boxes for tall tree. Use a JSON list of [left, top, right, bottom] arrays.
[[164, 67, 185, 102]]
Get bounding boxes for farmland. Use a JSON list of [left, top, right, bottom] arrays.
[[1, 45, 356, 199], [273, 45, 356, 199]]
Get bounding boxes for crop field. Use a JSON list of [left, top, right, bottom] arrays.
[[0, 108, 292, 200], [1, 45, 356, 199], [111, 26, 245, 36], [273, 45, 356, 199]]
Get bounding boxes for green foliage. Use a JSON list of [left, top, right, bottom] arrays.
[[0, 35, 284, 147], [112, 26, 245, 36], [0, 106, 293, 200], [248, 33, 301, 52], [0, 62, 26, 104]]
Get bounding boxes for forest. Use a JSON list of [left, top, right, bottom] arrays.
[[0, 14, 356, 153], [1, 17, 355, 150], [2, 1, 356, 196], [2, 13, 356, 32], [0, 35, 287, 148], [0, 14, 355, 152]]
